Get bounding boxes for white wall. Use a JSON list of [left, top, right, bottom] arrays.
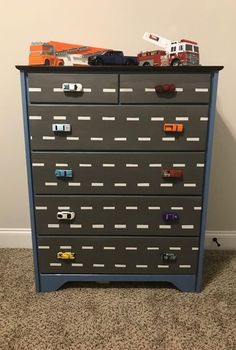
[[0, 0, 235, 236]]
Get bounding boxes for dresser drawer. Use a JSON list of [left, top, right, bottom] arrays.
[[28, 105, 209, 151], [28, 73, 118, 104], [120, 74, 210, 104], [35, 195, 202, 237], [32, 152, 205, 195], [38, 236, 199, 274]]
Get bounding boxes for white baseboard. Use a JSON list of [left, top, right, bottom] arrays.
[[0, 228, 235, 250]]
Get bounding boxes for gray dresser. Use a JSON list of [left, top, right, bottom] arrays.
[[17, 65, 223, 292]]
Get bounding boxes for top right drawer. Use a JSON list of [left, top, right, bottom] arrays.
[[120, 74, 211, 104]]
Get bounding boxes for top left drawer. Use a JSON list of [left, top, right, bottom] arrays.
[[28, 73, 118, 104]]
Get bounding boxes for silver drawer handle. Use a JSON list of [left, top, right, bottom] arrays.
[[62, 83, 83, 92]]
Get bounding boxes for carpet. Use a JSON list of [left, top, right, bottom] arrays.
[[0, 249, 235, 350]]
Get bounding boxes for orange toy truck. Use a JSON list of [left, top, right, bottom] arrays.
[[29, 42, 64, 66]]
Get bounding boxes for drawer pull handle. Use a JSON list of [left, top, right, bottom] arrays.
[[57, 252, 76, 260], [162, 169, 183, 179], [62, 83, 83, 92], [163, 123, 184, 133], [55, 169, 73, 178], [57, 211, 75, 221], [162, 212, 179, 223], [52, 124, 71, 133], [161, 253, 177, 262], [155, 83, 176, 93]]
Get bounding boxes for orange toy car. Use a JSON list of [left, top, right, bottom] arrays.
[[163, 123, 184, 133]]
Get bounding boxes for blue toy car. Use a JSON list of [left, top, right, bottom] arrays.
[[55, 169, 73, 178], [88, 50, 138, 66]]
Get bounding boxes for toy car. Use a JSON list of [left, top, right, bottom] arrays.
[[62, 83, 83, 92], [52, 124, 71, 132], [57, 252, 76, 260], [57, 211, 75, 220], [55, 169, 73, 178], [162, 212, 179, 222], [163, 123, 184, 133], [88, 50, 138, 66], [162, 169, 183, 178]]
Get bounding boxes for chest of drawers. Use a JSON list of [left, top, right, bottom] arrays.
[[17, 65, 223, 293]]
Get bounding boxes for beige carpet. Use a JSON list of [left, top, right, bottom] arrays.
[[0, 249, 235, 350]]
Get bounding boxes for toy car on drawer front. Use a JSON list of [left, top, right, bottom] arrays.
[[88, 50, 138, 65]]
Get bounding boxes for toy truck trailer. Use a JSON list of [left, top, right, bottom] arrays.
[[88, 50, 138, 65]]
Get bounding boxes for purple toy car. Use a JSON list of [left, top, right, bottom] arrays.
[[162, 212, 179, 222]]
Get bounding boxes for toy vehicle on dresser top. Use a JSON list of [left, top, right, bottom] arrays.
[[138, 32, 200, 66], [88, 50, 138, 65], [29, 42, 64, 66]]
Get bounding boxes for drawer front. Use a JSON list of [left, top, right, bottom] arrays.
[[28, 73, 118, 104], [35, 195, 202, 237], [38, 236, 199, 274], [32, 152, 205, 195], [120, 74, 210, 104], [28, 105, 209, 151]]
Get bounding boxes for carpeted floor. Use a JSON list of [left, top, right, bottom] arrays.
[[0, 250, 235, 350]]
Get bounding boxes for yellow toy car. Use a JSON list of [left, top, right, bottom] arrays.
[[57, 252, 75, 260]]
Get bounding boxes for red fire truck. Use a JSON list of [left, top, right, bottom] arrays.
[[138, 32, 200, 66]]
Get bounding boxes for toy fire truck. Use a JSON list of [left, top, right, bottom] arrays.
[[138, 32, 200, 66]]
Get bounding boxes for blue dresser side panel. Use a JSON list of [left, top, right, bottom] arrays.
[[196, 72, 219, 292], [20, 72, 40, 292]]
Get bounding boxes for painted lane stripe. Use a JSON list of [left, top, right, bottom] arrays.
[[50, 263, 61, 266], [58, 206, 70, 210], [81, 206, 93, 210], [91, 182, 104, 187], [194, 206, 202, 211], [114, 137, 127, 141], [179, 265, 191, 268], [148, 206, 160, 210], [136, 265, 148, 268], [137, 183, 150, 187], [70, 224, 82, 228], [147, 247, 159, 250], [120, 88, 133, 92], [149, 163, 162, 167], [43, 136, 55, 140], [169, 247, 181, 250], [176, 117, 189, 121], [151, 117, 164, 121], [126, 164, 138, 167], [114, 224, 126, 229], [200, 117, 208, 121], [32, 163, 45, 167], [160, 183, 173, 187], [115, 264, 126, 268], [53, 116, 66, 120], [186, 137, 200, 142], [66, 137, 79, 141], [103, 88, 116, 92], [56, 163, 68, 167], [29, 87, 41, 92], [79, 163, 92, 167], [158, 265, 169, 268], [138, 137, 151, 141], [184, 183, 196, 187], [103, 163, 115, 167], [45, 182, 58, 186], [171, 206, 183, 210], [103, 206, 115, 210], [192, 247, 199, 251], [126, 117, 139, 121], [102, 116, 115, 121], [90, 137, 103, 141], [126, 206, 138, 210], [195, 88, 208, 92], [114, 183, 127, 187], [145, 88, 155, 92], [78, 116, 91, 120], [93, 264, 105, 267], [48, 224, 59, 228], [103, 247, 116, 250], [38, 246, 50, 249], [29, 116, 42, 120], [92, 224, 104, 228], [83, 88, 92, 93], [159, 225, 171, 229], [197, 163, 205, 167], [137, 224, 149, 229], [60, 246, 71, 249], [82, 246, 94, 250], [126, 247, 138, 251], [162, 137, 175, 141], [35, 206, 47, 210], [173, 163, 185, 167], [72, 263, 83, 267], [182, 225, 194, 229], [68, 182, 81, 186]]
